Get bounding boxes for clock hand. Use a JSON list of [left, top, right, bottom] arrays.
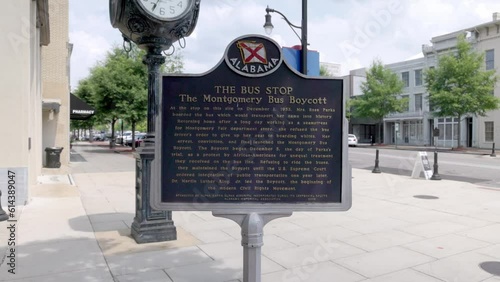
[[152, 0, 161, 11]]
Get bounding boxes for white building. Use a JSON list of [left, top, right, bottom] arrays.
[[320, 62, 342, 77], [423, 12, 500, 148], [349, 13, 500, 149], [383, 58, 431, 146]]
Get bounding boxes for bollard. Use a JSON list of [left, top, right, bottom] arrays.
[[491, 143, 496, 157], [431, 151, 441, 180], [372, 149, 381, 173]]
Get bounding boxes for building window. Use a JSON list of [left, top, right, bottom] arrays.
[[415, 94, 423, 112], [401, 95, 409, 112], [402, 71, 409, 87], [486, 49, 494, 70], [414, 69, 423, 86], [437, 118, 458, 142], [402, 120, 423, 143], [485, 121, 494, 142]]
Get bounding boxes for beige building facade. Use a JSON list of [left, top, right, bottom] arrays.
[[41, 0, 71, 172], [1, 0, 70, 204]]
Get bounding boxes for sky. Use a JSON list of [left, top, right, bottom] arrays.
[[69, 0, 500, 90]]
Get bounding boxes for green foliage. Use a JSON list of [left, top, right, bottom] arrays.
[[72, 44, 185, 142], [163, 52, 184, 73], [425, 35, 499, 118], [350, 60, 406, 143], [345, 98, 353, 120], [351, 60, 406, 120], [135, 119, 147, 133], [425, 35, 499, 147], [320, 65, 332, 77]]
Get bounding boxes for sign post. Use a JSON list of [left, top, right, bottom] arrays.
[[395, 122, 400, 149], [151, 35, 351, 281], [212, 212, 292, 281]]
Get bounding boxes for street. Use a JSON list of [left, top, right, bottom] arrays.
[[70, 143, 500, 188], [349, 147, 500, 188]]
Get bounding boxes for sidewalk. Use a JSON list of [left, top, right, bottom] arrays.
[[356, 143, 495, 156], [0, 142, 500, 281]]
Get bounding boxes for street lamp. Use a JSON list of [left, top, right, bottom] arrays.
[[264, 1, 308, 75]]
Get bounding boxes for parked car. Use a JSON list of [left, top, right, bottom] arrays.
[[117, 131, 132, 145], [348, 134, 358, 147], [124, 131, 143, 145], [126, 133, 147, 147], [115, 134, 123, 144], [134, 133, 147, 147], [93, 132, 105, 141]]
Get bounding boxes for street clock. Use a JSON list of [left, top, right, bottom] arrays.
[[136, 0, 192, 21], [109, 0, 200, 50], [109, 0, 202, 244]]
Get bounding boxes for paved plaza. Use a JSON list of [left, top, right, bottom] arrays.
[[0, 142, 499, 281]]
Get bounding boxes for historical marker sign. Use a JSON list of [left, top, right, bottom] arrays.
[[151, 35, 351, 212]]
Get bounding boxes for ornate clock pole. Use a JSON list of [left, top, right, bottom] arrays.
[[110, 0, 201, 243]]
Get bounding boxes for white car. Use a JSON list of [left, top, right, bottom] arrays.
[[116, 132, 131, 145], [348, 134, 358, 147]]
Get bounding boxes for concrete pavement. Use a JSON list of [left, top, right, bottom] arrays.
[[0, 141, 500, 281]]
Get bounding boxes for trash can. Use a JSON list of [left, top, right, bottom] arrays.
[[45, 147, 63, 168]]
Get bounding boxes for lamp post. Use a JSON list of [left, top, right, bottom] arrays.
[[264, 1, 308, 75]]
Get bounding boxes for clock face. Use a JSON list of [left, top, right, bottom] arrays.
[[137, 0, 191, 21]]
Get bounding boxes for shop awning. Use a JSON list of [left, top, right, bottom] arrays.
[[70, 93, 95, 120]]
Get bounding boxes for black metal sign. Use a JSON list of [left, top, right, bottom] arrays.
[[153, 35, 351, 211], [433, 127, 440, 137]]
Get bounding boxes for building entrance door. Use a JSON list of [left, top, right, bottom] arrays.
[[467, 117, 473, 147]]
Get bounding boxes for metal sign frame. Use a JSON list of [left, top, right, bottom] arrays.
[[151, 35, 351, 213]]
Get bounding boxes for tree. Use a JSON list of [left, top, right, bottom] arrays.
[[425, 35, 499, 148], [86, 49, 130, 147], [111, 46, 148, 150], [320, 65, 333, 77], [72, 78, 99, 141], [74, 45, 184, 149], [350, 60, 406, 143], [118, 47, 184, 150]]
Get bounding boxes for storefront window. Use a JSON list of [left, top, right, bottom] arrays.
[[437, 118, 458, 144], [446, 124, 452, 140], [438, 124, 445, 140], [401, 120, 423, 143]]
